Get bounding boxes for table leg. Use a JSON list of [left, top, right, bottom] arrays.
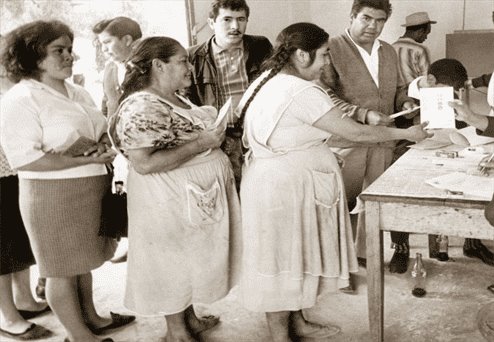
[[366, 201, 384, 341]]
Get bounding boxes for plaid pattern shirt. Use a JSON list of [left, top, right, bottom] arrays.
[[211, 39, 249, 124]]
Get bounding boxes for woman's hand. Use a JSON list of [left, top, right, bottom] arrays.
[[405, 121, 434, 142], [83, 142, 110, 157], [448, 100, 474, 123], [196, 125, 226, 150], [80, 149, 116, 164]]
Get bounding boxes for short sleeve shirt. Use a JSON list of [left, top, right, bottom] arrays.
[[0, 79, 107, 179], [112, 92, 217, 158]]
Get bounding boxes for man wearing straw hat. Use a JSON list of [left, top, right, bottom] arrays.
[[393, 11, 437, 86]]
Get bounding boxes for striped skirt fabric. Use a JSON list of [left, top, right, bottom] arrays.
[[18, 175, 116, 277]]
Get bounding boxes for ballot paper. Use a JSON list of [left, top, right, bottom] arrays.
[[454, 126, 494, 146], [389, 106, 420, 119], [420, 87, 455, 129], [213, 97, 232, 130], [425, 171, 494, 200]]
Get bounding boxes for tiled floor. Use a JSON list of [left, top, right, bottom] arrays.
[[3, 234, 494, 342]]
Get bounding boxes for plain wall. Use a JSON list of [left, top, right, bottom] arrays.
[[192, 0, 494, 74]]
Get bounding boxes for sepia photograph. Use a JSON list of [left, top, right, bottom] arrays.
[[0, 0, 493, 341]]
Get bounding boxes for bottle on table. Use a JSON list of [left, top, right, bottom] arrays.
[[411, 252, 427, 297]]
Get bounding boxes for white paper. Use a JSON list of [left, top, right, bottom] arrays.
[[213, 97, 232, 130], [389, 106, 420, 119], [425, 171, 494, 200], [420, 87, 456, 129], [456, 126, 494, 146]]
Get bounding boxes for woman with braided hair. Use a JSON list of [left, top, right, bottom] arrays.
[[237, 22, 432, 341]]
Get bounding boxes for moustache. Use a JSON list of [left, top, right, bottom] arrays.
[[228, 31, 242, 35]]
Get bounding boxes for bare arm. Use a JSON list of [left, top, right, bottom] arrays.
[[17, 149, 116, 172], [313, 106, 431, 143], [448, 100, 489, 132], [127, 125, 225, 175], [318, 65, 369, 124]]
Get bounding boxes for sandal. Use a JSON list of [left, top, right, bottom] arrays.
[[0, 323, 52, 340]]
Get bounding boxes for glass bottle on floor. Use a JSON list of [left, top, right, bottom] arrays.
[[411, 253, 427, 297]]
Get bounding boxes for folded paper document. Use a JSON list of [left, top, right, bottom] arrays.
[[425, 171, 494, 200], [410, 127, 494, 150], [420, 87, 455, 129]]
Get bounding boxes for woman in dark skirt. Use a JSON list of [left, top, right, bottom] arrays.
[[0, 21, 134, 342], [0, 145, 52, 340]]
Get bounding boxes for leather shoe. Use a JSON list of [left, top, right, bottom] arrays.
[[110, 252, 127, 264], [463, 244, 494, 266], [0, 323, 52, 340], [339, 274, 355, 294], [64, 339, 113, 342], [357, 257, 367, 268], [389, 250, 409, 274], [18, 305, 51, 320], [88, 312, 136, 335]]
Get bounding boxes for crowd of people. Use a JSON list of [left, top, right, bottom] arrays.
[[0, 0, 492, 341]]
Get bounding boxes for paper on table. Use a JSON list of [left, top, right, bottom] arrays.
[[455, 126, 494, 146], [408, 128, 455, 150], [213, 97, 232, 130], [420, 87, 455, 129], [425, 171, 494, 200]]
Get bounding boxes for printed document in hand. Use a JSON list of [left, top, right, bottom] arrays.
[[213, 97, 232, 130], [420, 87, 455, 129]]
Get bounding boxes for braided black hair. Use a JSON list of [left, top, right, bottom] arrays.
[[237, 22, 329, 127]]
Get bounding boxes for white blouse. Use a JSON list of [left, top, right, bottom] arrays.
[[0, 79, 107, 179]]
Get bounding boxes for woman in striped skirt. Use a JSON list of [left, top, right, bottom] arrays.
[[0, 20, 134, 342]]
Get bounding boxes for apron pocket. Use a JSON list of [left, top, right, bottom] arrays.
[[186, 178, 224, 226], [311, 170, 340, 208]]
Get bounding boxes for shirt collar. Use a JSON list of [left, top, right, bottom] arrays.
[[345, 29, 381, 55], [21, 78, 74, 100], [211, 36, 244, 55]]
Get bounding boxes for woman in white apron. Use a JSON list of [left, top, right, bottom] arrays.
[[237, 22, 431, 341]]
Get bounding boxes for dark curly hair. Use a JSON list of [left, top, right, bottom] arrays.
[[119, 36, 182, 104], [351, 0, 392, 19], [237, 23, 329, 126], [209, 0, 250, 20], [0, 20, 74, 83]]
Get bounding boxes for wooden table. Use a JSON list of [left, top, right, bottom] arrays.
[[360, 148, 494, 341]]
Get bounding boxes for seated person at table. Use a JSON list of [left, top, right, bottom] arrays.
[[401, 59, 494, 266]]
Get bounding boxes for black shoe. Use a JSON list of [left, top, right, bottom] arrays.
[[389, 250, 409, 274], [436, 252, 449, 262], [110, 252, 127, 264], [463, 244, 494, 266], [357, 257, 367, 268], [89, 312, 136, 335]]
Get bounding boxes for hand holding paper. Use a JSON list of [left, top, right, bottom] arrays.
[[420, 87, 456, 129], [389, 106, 420, 119], [213, 97, 232, 130]]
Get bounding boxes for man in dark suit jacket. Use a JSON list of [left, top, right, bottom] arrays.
[[187, 0, 272, 190]]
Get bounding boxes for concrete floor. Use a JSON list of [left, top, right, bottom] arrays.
[[4, 234, 494, 342]]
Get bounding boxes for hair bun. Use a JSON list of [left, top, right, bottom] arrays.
[[126, 60, 145, 74]]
